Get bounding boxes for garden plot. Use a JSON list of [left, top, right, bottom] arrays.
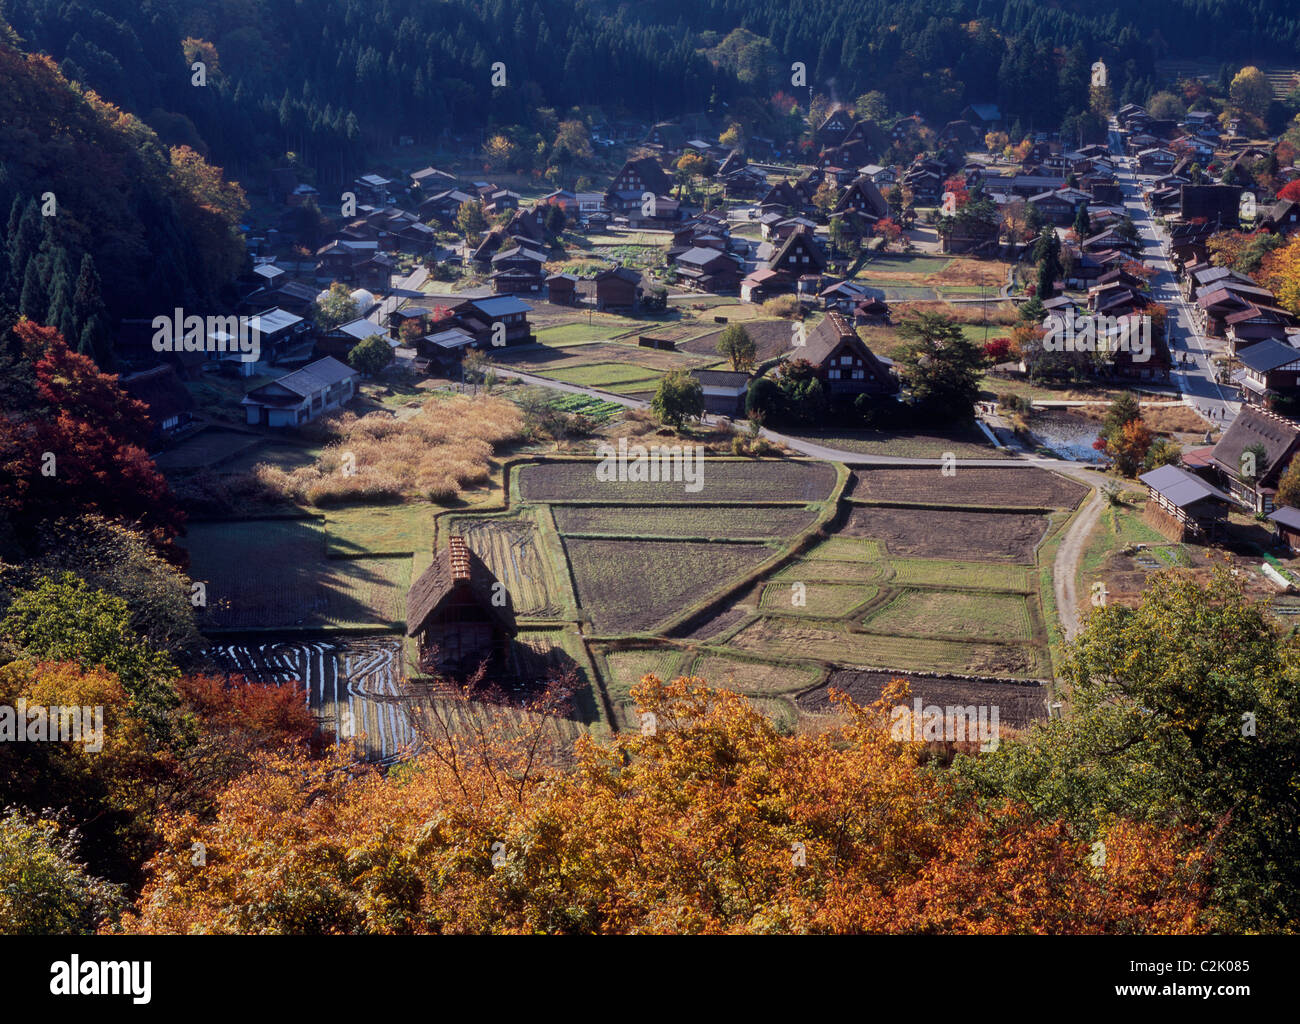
[[843, 506, 1048, 563], [552, 504, 819, 540], [518, 459, 837, 504], [797, 669, 1048, 730], [728, 618, 1048, 679], [848, 466, 1088, 510], [861, 589, 1036, 643], [564, 538, 773, 633], [324, 504, 435, 557], [442, 513, 565, 618]]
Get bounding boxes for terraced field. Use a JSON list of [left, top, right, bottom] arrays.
[[885, 558, 1034, 592], [729, 618, 1049, 679], [848, 466, 1088, 509], [759, 582, 878, 618], [843, 506, 1048, 563], [518, 459, 838, 504], [564, 537, 774, 633], [862, 589, 1035, 643], [797, 669, 1048, 729], [686, 651, 823, 694], [552, 504, 820, 540]]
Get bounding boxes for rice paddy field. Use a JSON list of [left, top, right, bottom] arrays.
[[188, 447, 1069, 749], [517, 458, 838, 504]]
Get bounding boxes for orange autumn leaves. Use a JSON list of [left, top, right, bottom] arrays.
[[121, 677, 1208, 935]]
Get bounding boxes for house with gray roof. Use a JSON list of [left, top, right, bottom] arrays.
[[241, 356, 359, 427]]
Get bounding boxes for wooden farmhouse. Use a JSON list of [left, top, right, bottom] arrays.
[[406, 537, 517, 675]]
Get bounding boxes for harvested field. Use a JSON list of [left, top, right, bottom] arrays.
[[760, 582, 878, 618], [518, 459, 836, 504], [783, 426, 996, 459], [797, 669, 1048, 729], [773, 557, 884, 582], [848, 466, 1088, 510], [687, 651, 823, 694], [183, 519, 411, 629], [729, 618, 1046, 678], [564, 538, 773, 633], [602, 647, 686, 698], [552, 504, 819, 540], [801, 537, 883, 562], [886, 558, 1034, 592], [863, 589, 1035, 643], [443, 514, 564, 618], [844, 506, 1048, 563]]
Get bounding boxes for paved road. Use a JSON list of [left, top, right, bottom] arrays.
[[1108, 128, 1240, 425]]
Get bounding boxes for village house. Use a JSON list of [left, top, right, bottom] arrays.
[[1231, 338, 1300, 408], [1210, 406, 1300, 512], [241, 356, 358, 427], [489, 245, 547, 294], [790, 311, 898, 400], [1139, 463, 1233, 541], [605, 157, 673, 217], [1027, 188, 1090, 226], [672, 247, 743, 293], [352, 173, 392, 206], [406, 536, 517, 675], [767, 228, 827, 279]]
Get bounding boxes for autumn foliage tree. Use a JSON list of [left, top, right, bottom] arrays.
[[0, 320, 183, 557], [119, 676, 1208, 935]]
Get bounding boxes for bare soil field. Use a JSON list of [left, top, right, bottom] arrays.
[[564, 538, 773, 633], [552, 504, 819, 539], [848, 466, 1088, 510], [518, 459, 837, 504], [843, 506, 1048, 563], [797, 669, 1048, 729], [729, 617, 1048, 678]]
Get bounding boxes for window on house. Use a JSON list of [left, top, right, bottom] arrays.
[[840, 355, 852, 365], [828, 369, 841, 379], [852, 370, 865, 380]]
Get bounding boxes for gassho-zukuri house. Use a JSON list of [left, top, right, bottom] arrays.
[[406, 536, 517, 674]]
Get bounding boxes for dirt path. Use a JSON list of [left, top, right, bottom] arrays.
[[1052, 482, 1106, 641]]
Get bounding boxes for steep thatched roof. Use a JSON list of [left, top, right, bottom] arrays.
[[1211, 407, 1300, 485], [406, 537, 516, 637]]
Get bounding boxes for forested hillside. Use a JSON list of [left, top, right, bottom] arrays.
[[0, 31, 246, 352], [4, 0, 1298, 191]]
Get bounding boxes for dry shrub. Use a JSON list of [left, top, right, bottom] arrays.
[[1072, 402, 1211, 435], [260, 394, 524, 506], [761, 294, 803, 319]]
